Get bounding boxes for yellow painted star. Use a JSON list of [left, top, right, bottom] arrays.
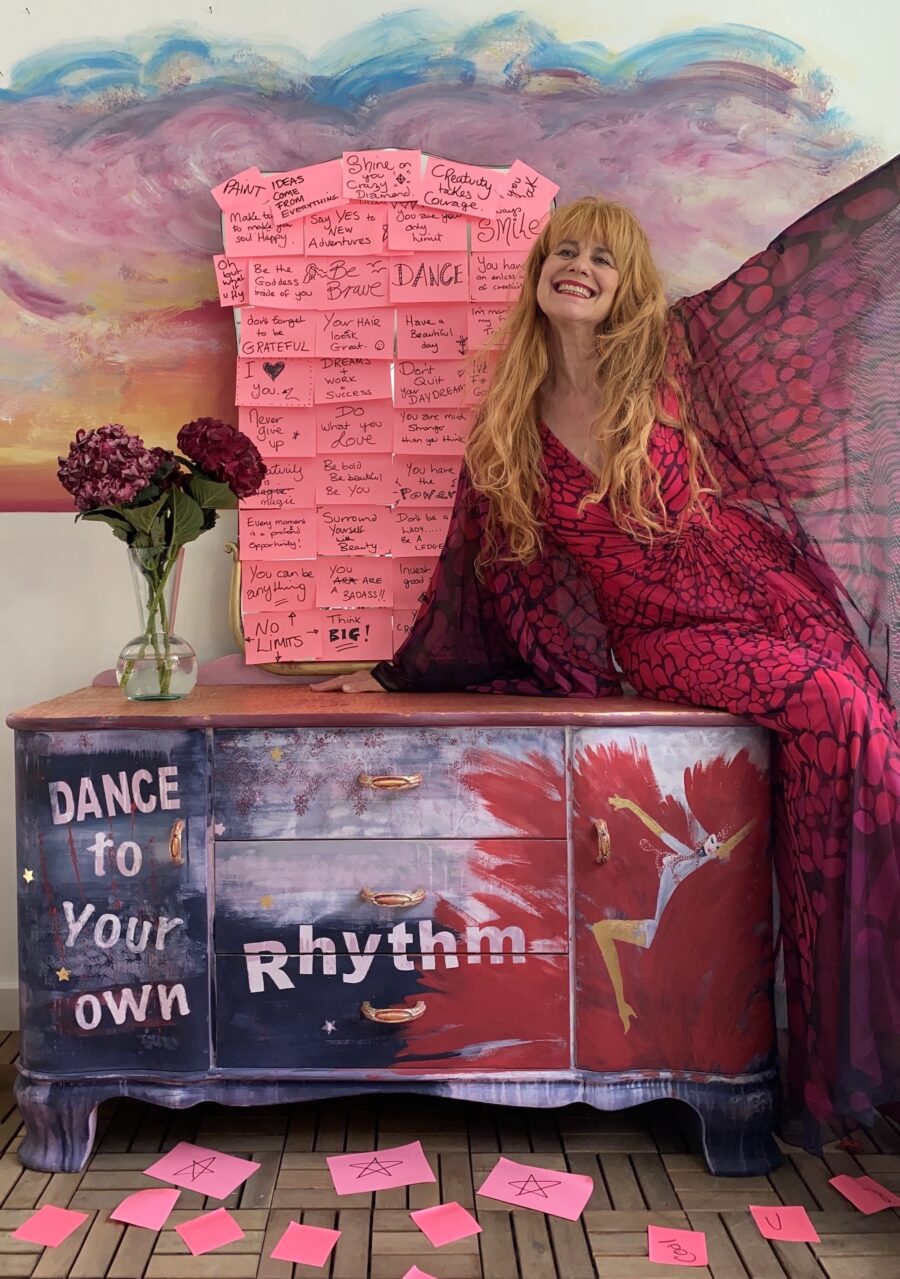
[[22, 869, 34, 884], [260, 895, 273, 909], [56, 967, 71, 982], [269, 747, 284, 762]]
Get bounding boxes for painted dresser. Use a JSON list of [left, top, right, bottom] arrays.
[[8, 686, 779, 1175]]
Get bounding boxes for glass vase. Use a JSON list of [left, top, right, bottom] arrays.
[[116, 545, 198, 701]]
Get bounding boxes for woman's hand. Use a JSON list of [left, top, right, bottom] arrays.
[[307, 669, 382, 693]]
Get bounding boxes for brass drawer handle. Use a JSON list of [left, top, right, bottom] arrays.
[[357, 772, 423, 791], [169, 818, 186, 866], [361, 1000, 426, 1024], [360, 887, 427, 908], [593, 818, 611, 865]]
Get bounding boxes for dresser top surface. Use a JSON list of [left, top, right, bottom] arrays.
[[6, 684, 757, 732]]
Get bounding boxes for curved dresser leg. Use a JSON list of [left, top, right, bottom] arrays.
[[689, 1087, 782, 1176], [14, 1077, 110, 1172]]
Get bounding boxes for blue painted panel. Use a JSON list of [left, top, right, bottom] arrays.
[[15, 730, 210, 1073], [213, 727, 566, 839]]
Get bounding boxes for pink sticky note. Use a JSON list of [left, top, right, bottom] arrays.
[[317, 556, 393, 608], [213, 255, 249, 307], [317, 453, 393, 505], [472, 160, 557, 252], [11, 1204, 88, 1247], [271, 1220, 341, 1265], [211, 166, 271, 212], [322, 609, 394, 661], [392, 506, 452, 556], [467, 351, 499, 406], [470, 251, 528, 302], [397, 304, 470, 359], [110, 1187, 180, 1231], [317, 505, 392, 556], [749, 1204, 820, 1242], [175, 1207, 244, 1257], [394, 358, 469, 410], [402, 1269, 439, 1279], [144, 1142, 260, 1200], [648, 1224, 708, 1267], [389, 204, 469, 252], [239, 406, 317, 458], [829, 1173, 900, 1213], [477, 1156, 593, 1222], [241, 458, 316, 510], [242, 560, 316, 613], [327, 1141, 436, 1195], [315, 307, 395, 359], [306, 202, 387, 255], [223, 204, 305, 257], [410, 1201, 482, 1247], [314, 357, 393, 406], [239, 308, 316, 360], [243, 609, 323, 664], [318, 403, 395, 454], [269, 158, 347, 223], [394, 455, 460, 506], [420, 156, 502, 219], [390, 253, 469, 304], [305, 255, 390, 309], [468, 304, 511, 348], [393, 557, 438, 609], [248, 256, 315, 309], [395, 409, 471, 455], [235, 357, 314, 409], [239, 508, 318, 559], [393, 608, 417, 651], [343, 149, 423, 203]]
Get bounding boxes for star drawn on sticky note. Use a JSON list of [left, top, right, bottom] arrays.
[[174, 1156, 217, 1182], [349, 1156, 404, 1179], [507, 1174, 562, 1199], [55, 967, 71, 982], [213, 823, 226, 837], [323, 1020, 336, 1035], [22, 869, 34, 883], [260, 896, 273, 909], [270, 747, 284, 761]]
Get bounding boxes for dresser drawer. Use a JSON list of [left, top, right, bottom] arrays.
[[214, 838, 567, 955], [215, 953, 569, 1070], [213, 727, 565, 839]]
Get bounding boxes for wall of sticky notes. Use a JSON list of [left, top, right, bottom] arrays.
[[212, 152, 558, 667]]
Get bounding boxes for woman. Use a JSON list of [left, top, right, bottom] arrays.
[[313, 157, 900, 1149]]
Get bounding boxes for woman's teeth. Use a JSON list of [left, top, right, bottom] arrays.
[[555, 282, 594, 298]]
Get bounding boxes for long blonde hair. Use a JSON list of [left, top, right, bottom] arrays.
[[465, 196, 718, 564]]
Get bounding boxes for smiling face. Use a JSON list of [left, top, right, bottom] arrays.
[[535, 237, 620, 334]]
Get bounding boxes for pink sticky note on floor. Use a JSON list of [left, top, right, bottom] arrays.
[[270, 1220, 341, 1265], [175, 1207, 244, 1256], [477, 1156, 593, 1221], [402, 1268, 439, 1279], [144, 1141, 260, 1200], [749, 1204, 820, 1242], [829, 1173, 900, 1213], [410, 1201, 482, 1247], [327, 1141, 436, 1195], [110, 1187, 180, 1231], [647, 1224, 708, 1267], [214, 255, 249, 307], [11, 1204, 88, 1247]]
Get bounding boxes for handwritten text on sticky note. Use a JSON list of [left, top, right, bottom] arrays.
[[395, 410, 471, 455], [397, 304, 469, 359], [269, 158, 347, 223], [389, 205, 468, 252], [392, 506, 453, 556], [394, 455, 460, 505], [317, 506, 392, 557], [322, 610, 394, 661], [243, 610, 323, 664], [315, 308, 394, 359], [239, 307, 316, 358], [305, 203, 387, 255], [394, 358, 469, 410], [317, 453, 393, 505], [470, 251, 528, 301], [390, 253, 469, 303], [314, 358, 393, 405], [316, 557, 393, 608], [249, 257, 316, 309], [420, 157, 501, 219], [241, 458, 316, 509], [343, 149, 423, 203], [214, 255, 249, 307], [235, 358, 314, 408], [239, 508, 317, 559], [318, 403, 395, 454], [242, 560, 316, 613], [239, 406, 316, 457]]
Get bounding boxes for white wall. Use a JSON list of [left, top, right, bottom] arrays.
[[2, 0, 898, 1025]]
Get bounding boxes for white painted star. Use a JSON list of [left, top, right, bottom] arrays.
[[322, 1020, 336, 1035], [214, 823, 226, 836]]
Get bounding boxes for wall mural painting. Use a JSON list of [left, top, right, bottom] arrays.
[[0, 14, 873, 510]]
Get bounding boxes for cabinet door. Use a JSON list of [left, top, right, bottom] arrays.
[[15, 729, 210, 1073], [573, 726, 775, 1076]]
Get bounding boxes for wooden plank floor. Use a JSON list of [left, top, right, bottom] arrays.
[[0, 1032, 897, 1277]]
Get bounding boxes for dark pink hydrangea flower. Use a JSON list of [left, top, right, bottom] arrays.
[[57, 425, 157, 512], [176, 416, 266, 498]]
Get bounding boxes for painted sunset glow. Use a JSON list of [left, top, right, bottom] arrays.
[[0, 14, 873, 510]]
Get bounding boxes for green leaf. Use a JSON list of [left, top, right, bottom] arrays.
[[79, 510, 135, 540], [168, 486, 206, 549], [188, 473, 237, 510], [118, 492, 169, 536]]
